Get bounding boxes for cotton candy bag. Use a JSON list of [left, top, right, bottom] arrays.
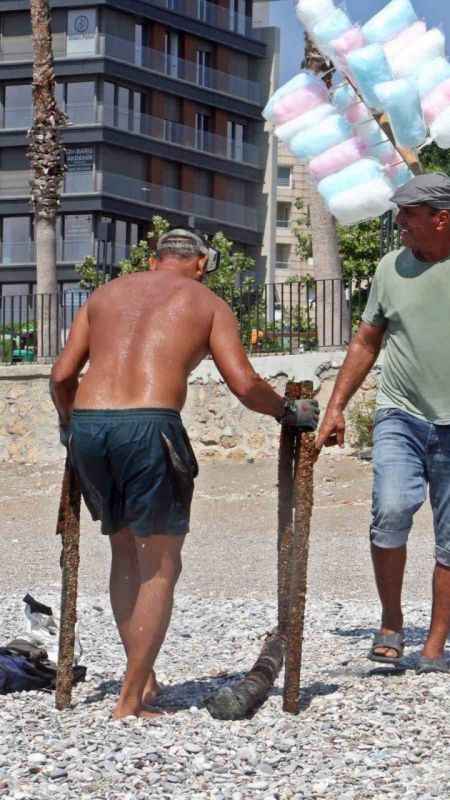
[[331, 26, 366, 64], [374, 79, 427, 148], [295, 0, 336, 31], [346, 44, 393, 109], [386, 162, 414, 189], [389, 29, 446, 78], [422, 78, 450, 125], [417, 57, 450, 97], [332, 83, 358, 112], [309, 137, 368, 182], [312, 8, 353, 54], [262, 72, 328, 125], [318, 158, 385, 204], [290, 114, 352, 160], [384, 21, 427, 68], [430, 107, 450, 149], [274, 103, 335, 143], [328, 177, 395, 224], [362, 0, 418, 45]]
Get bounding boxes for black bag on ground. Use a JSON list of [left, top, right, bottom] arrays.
[[0, 639, 86, 695]]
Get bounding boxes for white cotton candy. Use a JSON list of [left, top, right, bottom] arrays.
[[386, 162, 415, 189], [289, 114, 352, 161], [328, 177, 396, 225], [430, 107, 450, 149], [346, 44, 393, 110], [262, 71, 328, 125], [312, 8, 352, 51], [384, 21, 427, 67], [318, 158, 384, 205], [374, 79, 427, 149], [417, 57, 450, 98], [389, 29, 446, 79], [274, 103, 335, 144], [362, 0, 418, 45], [295, 0, 337, 32]]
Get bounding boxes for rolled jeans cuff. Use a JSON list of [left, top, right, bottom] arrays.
[[435, 545, 450, 567], [370, 525, 410, 549]]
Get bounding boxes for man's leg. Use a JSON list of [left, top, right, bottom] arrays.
[[109, 529, 160, 703], [113, 533, 184, 719], [370, 410, 427, 658], [423, 427, 450, 659]]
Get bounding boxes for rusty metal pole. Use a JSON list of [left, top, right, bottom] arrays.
[[277, 382, 302, 638], [55, 455, 81, 710], [283, 380, 316, 714]]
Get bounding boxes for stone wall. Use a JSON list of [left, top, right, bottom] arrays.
[[0, 352, 382, 465]]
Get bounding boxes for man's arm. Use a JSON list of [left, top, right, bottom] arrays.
[[315, 321, 385, 451], [209, 299, 284, 418], [50, 303, 90, 427]]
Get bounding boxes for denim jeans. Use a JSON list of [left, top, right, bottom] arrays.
[[371, 408, 450, 566]]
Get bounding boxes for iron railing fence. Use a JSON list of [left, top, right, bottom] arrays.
[[0, 277, 373, 364]]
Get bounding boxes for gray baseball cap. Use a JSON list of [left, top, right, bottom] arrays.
[[392, 172, 450, 210]]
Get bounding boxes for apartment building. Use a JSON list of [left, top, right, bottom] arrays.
[[274, 141, 313, 282], [0, 0, 278, 295]]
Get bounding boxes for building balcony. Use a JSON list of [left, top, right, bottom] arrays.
[[148, 0, 261, 40], [0, 172, 260, 232], [1, 104, 262, 168], [0, 34, 262, 105]]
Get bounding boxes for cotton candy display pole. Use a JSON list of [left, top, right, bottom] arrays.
[[362, 0, 418, 45], [374, 79, 427, 148]]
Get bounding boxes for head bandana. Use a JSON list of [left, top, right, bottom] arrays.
[[392, 172, 450, 210]]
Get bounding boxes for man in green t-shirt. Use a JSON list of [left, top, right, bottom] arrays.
[[317, 173, 450, 673]]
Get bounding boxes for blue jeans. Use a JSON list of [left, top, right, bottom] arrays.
[[371, 408, 450, 566]]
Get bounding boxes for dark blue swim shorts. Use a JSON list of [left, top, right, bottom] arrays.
[[69, 408, 198, 537]]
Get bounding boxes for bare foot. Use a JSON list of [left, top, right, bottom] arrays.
[[112, 702, 141, 720], [141, 669, 162, 708]]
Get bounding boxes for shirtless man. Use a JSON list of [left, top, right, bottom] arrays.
[[50, 228, 319, 719]]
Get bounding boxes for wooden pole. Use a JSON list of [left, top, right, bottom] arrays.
[[55, 455, 81, 710], [283, 381, 316, 714]]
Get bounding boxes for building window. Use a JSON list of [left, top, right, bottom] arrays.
[[195, 113, 210, 151], [64, 147, 94, 193], [134, 23, 143, 66], [196, 50, 211, 88], [277, 166, 292, 188], [164, 32, 179, 78], [3, 84, 32, 129], [103, 82, 115, 126], [1, 217, 34, 264], [67, 9, 97, 57], [229, 0, 246, 34], [117, 86, 131, 131], [227, 120, 244, 161], [277, 202, 291, 228], [62, 215, 93, 262], [64, 81, 96, 124], [276, 244, 290, 269]]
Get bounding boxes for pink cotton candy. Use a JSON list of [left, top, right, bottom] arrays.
[[422, 78, 450, 125], [308, 137, 368, 182], [384, 21, 427, 65], [332, 26, 366, 60], [275, 84, 328, 124], [346, 101, 372, 124]]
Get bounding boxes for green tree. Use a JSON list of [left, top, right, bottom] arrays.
[[337, 219, 381, 279], [421, 142, 450, 174]]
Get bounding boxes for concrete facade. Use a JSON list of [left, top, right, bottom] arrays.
[[274, 141, 314, 283]]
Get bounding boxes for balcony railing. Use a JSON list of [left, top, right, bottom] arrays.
[[0, 35, 262, 105], [0, 240, 135, 266], [276, 219, 290, 228], [0, 103, 261, 167], [149, 0, 261, 39], [0, 172, 260, 231]]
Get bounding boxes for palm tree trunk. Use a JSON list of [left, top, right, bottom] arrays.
[[29, 0, 66, 361], [303, 35, 350, 348]]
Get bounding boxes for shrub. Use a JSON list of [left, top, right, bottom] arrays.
[[348, 397, 376, 449]]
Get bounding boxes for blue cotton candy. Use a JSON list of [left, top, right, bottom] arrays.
[[347, 44, 393, 110], [388, 162, 414, 189], [374, 79, 427, 149], [357, 119, 387, 147], [417, 57, 450, 98], [262, 71, 327, 122], [362, 0, 417, 45], [332, 83, 358, 112], [295, 0, 337, 32], [312, 8, 352, 49], [318, 158, 384, 204], [329, 177, 395, 224], [289, 114, 352, 161]]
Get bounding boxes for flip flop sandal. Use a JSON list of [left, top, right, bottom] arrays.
[[416, 655, 450, 674], [368, 631, 405, 664]]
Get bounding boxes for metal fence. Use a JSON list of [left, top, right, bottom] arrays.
[[0, 278, 373, 364]]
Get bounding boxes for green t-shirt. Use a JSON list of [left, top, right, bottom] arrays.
[[362, 247, 450, 424]]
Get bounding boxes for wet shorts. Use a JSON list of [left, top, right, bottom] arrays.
[[69, 408, 198, 537]]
